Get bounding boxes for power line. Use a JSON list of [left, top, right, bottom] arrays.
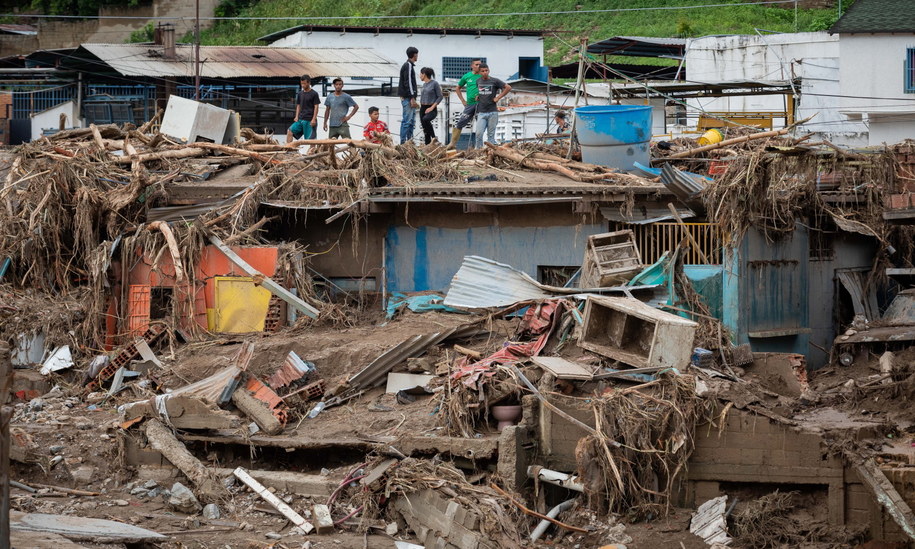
[[1, 0, 800, 22]]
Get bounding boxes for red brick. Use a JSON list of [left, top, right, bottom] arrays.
[[888, 193, 910, 209]]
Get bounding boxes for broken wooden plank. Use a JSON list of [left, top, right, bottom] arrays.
[[233, 467, 314, 534], [144, 419, 229, 502], [207, 234, 319, 319], [122, 396, 243, 430], [359, 458, 398, 488], [531, 356, 597, 380], [850, 457, 915, 541]]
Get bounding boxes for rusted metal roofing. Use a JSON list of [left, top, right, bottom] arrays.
[[0, 24, 37, 35], [587, 36, 687, 58], [67, 44, 399, 78], [258, 24, 546, 43]]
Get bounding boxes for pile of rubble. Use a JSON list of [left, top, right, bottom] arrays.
[[6, 111, 915, 549]]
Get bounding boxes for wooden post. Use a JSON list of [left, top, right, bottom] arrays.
[[0, 343, 12, 549]]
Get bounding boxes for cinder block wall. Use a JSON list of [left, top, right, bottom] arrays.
[[540, 397, 911, 541]]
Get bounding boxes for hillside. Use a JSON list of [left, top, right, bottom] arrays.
[[201, 0, 845, 65]]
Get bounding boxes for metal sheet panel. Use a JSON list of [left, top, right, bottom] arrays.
[[660, 163, 706, 204], [443, 255, 558, 309], [600, 205, 694, 224], [214, 277, 272, 333], [75, 44, 399, 78], [741, 227, 809, 339]]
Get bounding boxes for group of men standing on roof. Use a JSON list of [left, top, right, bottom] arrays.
[[398, 47, 512, 148], [286, 46, 514, 148]]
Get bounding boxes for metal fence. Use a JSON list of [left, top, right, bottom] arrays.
[[10, 84, 76, 119], [626, 222, 722, 265]]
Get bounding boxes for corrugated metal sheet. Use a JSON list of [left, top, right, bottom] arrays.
[[660, 163, 706, 206], [0, 24, 37, 35], [442, 255, 658, 309], [586, 36, 687, 58], [443, 255, 564, 309], [347, 322, 486, 389], [76, 44, 399, 78], [600, 205, 694, 224]]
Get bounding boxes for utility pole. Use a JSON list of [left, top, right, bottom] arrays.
[[194, 0, 201, 101]]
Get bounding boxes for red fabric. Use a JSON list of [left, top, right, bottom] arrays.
[[452, 300, 565, 386], [363, 120, 389, 142]]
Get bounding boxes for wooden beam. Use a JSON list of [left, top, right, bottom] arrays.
[[850, 457, 915, 541], [207, 234, 319, 319], [234, 467, 314, 533], [0, 343, 10, 549]]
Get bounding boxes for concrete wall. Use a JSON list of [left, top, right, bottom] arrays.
[[278, 203, 608, 295], [0, 33, 38, 57], [720, 225, 876, 368], [268, 30, 544, 85], [539, 399, 905, 540], [684, 32, 867, 146], [29, 100, 80, 140], [383, 204, 606, 293], [837, 34, 915, 146]]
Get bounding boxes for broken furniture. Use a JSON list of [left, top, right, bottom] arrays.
[[580, 230, 642, 288], [579, 296, 697, 369], [832, 288, 915, 365], [160, 95, 238, 145]]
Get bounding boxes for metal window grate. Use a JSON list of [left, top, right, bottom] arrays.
[[11, 85, 76, 118], [442, 57, 486, 80], [622, 222, 722, 265], [906, 48, 915, 94]]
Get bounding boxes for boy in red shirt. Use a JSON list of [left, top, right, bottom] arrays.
[[363, 106, 390, 143]]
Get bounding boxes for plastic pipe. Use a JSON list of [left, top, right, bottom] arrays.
[[527, 465, 585, 492], [530, 498, 577, 541]]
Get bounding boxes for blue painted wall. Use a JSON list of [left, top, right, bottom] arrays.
[[684, 265, 723, 321], [384, 224, 606, 293]]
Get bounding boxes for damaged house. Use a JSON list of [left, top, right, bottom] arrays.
[[3, 18, 915, 547]]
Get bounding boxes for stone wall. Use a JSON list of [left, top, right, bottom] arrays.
[[1, 0, 220, 56]]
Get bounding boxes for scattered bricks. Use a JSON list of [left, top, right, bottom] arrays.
[[312, 504, 334, 534], [87, 324, 167, 392]]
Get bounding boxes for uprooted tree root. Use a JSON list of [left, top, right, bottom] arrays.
[[731, 490, 866, 548], [702, 147, 893, 247], [350, 457, 524, 548], [575, 372, 710, 520]]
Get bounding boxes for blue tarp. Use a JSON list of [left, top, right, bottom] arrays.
[[385, 292, 467, 319]]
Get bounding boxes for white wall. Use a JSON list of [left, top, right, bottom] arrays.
[[30, 99, 80, 142], [838, 34, 915, 146], [684, 32, 867, 146], [269, 30, 544, 87], [285, 88, 603, 145]]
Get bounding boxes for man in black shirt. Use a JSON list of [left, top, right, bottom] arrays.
[[397, 46, 419, 144], [286, 74, 322, 143]]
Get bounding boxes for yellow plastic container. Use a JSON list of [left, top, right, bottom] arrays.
[[697, 128, 724, 146]]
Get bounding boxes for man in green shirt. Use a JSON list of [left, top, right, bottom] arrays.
[[449, 58, 482, 148]]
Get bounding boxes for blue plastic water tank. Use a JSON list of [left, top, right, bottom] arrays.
[[574, 105, 652, 170]]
